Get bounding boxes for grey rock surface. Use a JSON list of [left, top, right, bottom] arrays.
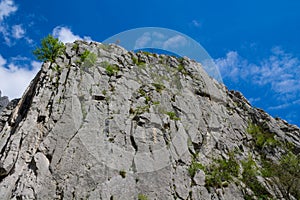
[[0, 41, 299, 200], [0, 91, 9, 113]]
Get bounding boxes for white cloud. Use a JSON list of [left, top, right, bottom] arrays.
[[0, 54, 41, 99], [0, 54, 6, 65], [163, 35, 187, 49], [134, 32, 188, 51], [12, 24, 25, 39], [0, 0, 17, 45], [0, 22, 11, 45], [0, 1, 30, 46], [52, 26, 92, 43], [268, 99, 300, 110], [152, 31, 165, 40], [216, 47, 300, 124], [0, 0, 17, 21], [215, 51, 251, 81], [268, 103, 291, 110], [248, 97, 261, 104], [31, 60, 41, 69], [134, 32, 169, 49], [25, 37, 33, 44], [134, 32, 151, 49], [215, 47, 300, 99], [11, 55, 29, 61], [1, 23, 30, 46]]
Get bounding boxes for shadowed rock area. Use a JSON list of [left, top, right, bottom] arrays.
[[0, 41, 299, 200]]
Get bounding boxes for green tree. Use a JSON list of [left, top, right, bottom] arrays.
[[261, 152, 299, 199], [33, 34, 65, 63], [279, 152, 300, 199]]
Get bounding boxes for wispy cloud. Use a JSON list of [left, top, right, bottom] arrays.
[[0, 0, 17, 45], [12, 24, 25, 39], [216, 47, 300, 124], [0, 23, 11, 45], [191, 20, 202, 28], [215, 47, 300, 100], [11, 55, 29, 62], [134, 32, 152, 49], [134, 32, 188, 51], [248, 97, 261, 104], [0, 0, 32, 46], [268, 99, 300, 110], [0, 0, 17, 21], [163, 35, 187, 49], [1, 23, 31, 46], [215, 51, 252, 81], [52, 26, 92, 43], [0, 54, 41, 99], [285, 111, 299, 124]]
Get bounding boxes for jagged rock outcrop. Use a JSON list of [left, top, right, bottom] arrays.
[[0, 41, 299, 200], [0, 91, 9, 113]]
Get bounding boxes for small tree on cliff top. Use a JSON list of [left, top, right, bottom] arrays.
[[33, 34, 65, 63]]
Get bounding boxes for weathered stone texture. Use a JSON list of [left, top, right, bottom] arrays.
[[0, 41, 299, 200]]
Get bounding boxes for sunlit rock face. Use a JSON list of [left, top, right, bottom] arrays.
[[0, 41, 299, 200], [0, 91, 9, 113]]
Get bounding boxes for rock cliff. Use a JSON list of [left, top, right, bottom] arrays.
[[0, 41, 299, 200], [0, 91, 9, 113]]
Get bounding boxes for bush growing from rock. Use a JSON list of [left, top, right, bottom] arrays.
[[33, 34, 65, 63]]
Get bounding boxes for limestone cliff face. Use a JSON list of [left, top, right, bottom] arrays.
[[0, 91, 9, 113], [0, 41, 299, 200]]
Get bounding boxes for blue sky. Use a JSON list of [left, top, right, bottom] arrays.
[[0, 0, 299, 126]]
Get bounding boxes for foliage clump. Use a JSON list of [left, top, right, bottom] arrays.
[[33, 34, 65, 63], [131, 105, 150, 115], [247, 122, 279, 149], [138, 88, 152, 104], [102, 61, 119, 76], [261, 152, 300, 199], [71, 43, 79, 51], [80, 50, 97, 66], [141, 51, 153, 56], [138, 194, 148, 200], [151, 83, 165, 93], [165, 111, 180, 121], [188, 152, 239, 188], [177, 64, 187, 75], [245, 122, 299, 199], [205, 152, 240, 188], [241, 156, 270, 199], [132, 57, 138, 65], [132, 56, 146, 67], [188, 158, 205, 177]]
